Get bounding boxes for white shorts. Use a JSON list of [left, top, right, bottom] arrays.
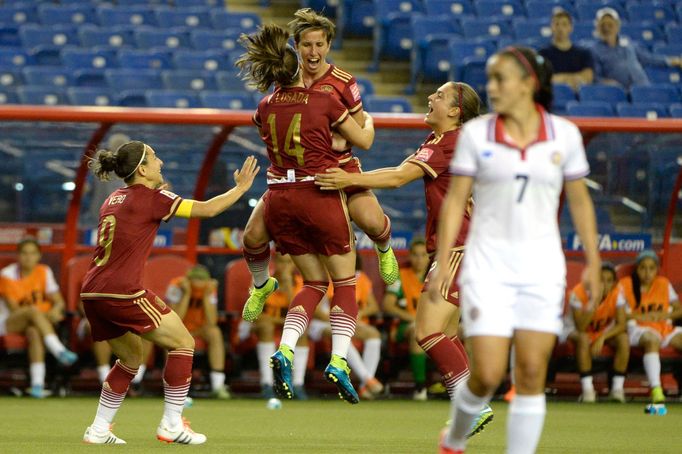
[[460, 281, 564, 338], [307, 319, 330, 342], [628, 325, 682, 348]]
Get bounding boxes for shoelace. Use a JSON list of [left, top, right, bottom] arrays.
[[181, 417, 196, 434]]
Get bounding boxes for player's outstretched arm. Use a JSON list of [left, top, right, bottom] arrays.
[[315, 159, 424, 190], [336, 111, 375, 150], [182, 156, 260, 219]]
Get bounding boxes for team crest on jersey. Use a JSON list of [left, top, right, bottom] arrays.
[[320, 85, 334, 92], [481, 150, 493, 159], [550, 151, 562, 165], [160, 189, 178, 200], [415, 147, 434, 162]]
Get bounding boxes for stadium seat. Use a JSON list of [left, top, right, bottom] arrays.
[[461, 17, 512, 40], [18, 25, 80, 48], [346, 0, 376, 38], [669, 104, 682, 118], [408, 16, 461, 89], [117, 49, 173, 70], [73, 69, 107, 87], [578, 84, 627, 104], [200, 91, 257, 110], [189, 30, 241, 51], [175, 0, 223, 7], [459, 59, 487, 99], [363, 95, 412, 113], [209, 10, 261, 32], [146, 89, 202, 108], [512, 18, 552, 41], [356, 77, 375, 96], [155, 7, 212, 29], [665, 24, 682, 44], [566, 101, 615, 117], [66, 87, 114, 106], [162, 70, 218, 91], [423, 0, 474, 17], [0, 88, 18, 104], [620, 24, 665, 45], [616, 102, 669, 119], [215, 70, 253, 92], [626, 3, 676, 25], [0, 5, 39, 26], [475, 0, 525, 19], [104, 68, 163, 90], [134, 28, 191, 50], [0, 69, 22, 87], [142, 255, 194, 300], [524, 0, 575, 20], [173, 50, 233, 72], [630, 85, 681, 104], [652, 44, 682, 60], [64, 254, 94, 316], [61, 48, 117, 70], [78, 26, 135, 49], [552, 83, 576, 114], [571, 22, 597, 43], [372, 12, 415, 66], [96, 5, 157, 27], [575, 1, 626, 22], [37, 4, 97, 26], [0, 48, 32, 69], [0, 25, 21, 47], [17, 86, 68, 105], [22, 67, 74, 87]]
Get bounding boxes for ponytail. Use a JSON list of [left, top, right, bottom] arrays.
[[89, 140, 146, 182]]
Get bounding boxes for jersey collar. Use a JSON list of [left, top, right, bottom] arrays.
[[490, 104, 554, 160]]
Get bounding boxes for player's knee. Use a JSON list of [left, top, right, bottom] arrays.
[[25, 326, 41, 342], [471, 368, 504, 394], [243, 222, 268, 248], [514, 362, 546, 391]]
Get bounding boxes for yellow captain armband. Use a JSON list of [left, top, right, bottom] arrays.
[[175, 199, 194, 218]]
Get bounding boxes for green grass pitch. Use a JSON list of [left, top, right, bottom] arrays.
[[3, 397, 681, 453]]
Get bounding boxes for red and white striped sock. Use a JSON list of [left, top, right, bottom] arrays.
[[243, 243, 271, 288], [92, 360, 138, 433], [162, 348, 194, 428], [329, 276, 358, 359], [280, 281, 327, 349], [418, 333, 470, 399]]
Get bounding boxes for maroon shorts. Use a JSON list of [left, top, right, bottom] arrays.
[[263, 182, 354, 256], [82, 290, 171, 341], [422, 247, 464, 307], [340, 157, 372, 197]]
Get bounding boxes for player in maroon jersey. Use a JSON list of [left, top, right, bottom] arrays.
[[81, 141, 258, 445], [316, 82, 493, 431], [239, 8, 399, 322], [236, 24, 375, 403]]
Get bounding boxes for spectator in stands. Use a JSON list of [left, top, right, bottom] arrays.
[[539, 9, 594, 91], [165, 264, 230, 399], [590, 7, 682, 89], [619, 250, 682, 408], [237, 253, 312, 399], [382, 238, 431, 400], [563, 263, 629, 403]]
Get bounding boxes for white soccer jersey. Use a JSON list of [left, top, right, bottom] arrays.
[[451, 109, 589, 286]]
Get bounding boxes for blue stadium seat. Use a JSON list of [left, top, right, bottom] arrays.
[[630, 85, 680, 104], [423, 0, 474, 18], [210, 11, 260, 32], [66, 87, 114, 106], [552, 83, 576, 114], [0, 5, 38, 26], [373, 12, 415, 65], [346, 0, 376, 38], [0, 25, 21, 47], [189, 30, 241, 51], [449, 39, 495, 81], [96, 6, 157, 27], [524, 0, 575, 20], [117, 49, 173, 70], [175, 0, 223, 6], [19, 25, 79, 48], [644, 66, 681, 85], [459, 60, 487, 99], [363, 95, 412, 113], [616, 102, 669, 118], [512, 18, 552, 41], [22, 67, 73, 87], [37, 4, 97, 26], [0, 69, 22, 87], [0, 48, 32, 69], [475, 0, 525, 19], [653, 44, 682, 59], [669, 103, 682, 118], [461, 18, 512, 40], [30, 44, 69, 66], [155, 7, 212, 29], [578, 84, 627, 104], [173, 50, 233, 71], [356, 77, 375, 96], [105, 68, 163, 90], [73, 69, 107, 87], [409, 16, 461, 87], [664, 24, 682, 44], [575, 1, 626, 22], [17, 86, 68, 105], [61, 48, 117, 70], [0, 87, 18, 104], [215, 70, 252, 92], [162, 70, 218, 91], [78, 26, 136, 48], [135, 28, 191, 50], [620, 24, 665, 45], [626, 3, 676, 25], [571, 22, 597, 42], [566, 101, 615, 117], [146, 90, 202, 108], [199, 91, 257, 110]]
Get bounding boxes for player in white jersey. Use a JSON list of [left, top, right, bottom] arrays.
[[434, 47, 601, 454]]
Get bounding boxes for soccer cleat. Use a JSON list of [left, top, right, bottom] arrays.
[[28, 384, 51, 398], [324, 355, 359, 404], [157, 418, 206, 445], [57, 349, 78, 367], [439, 428, 464, 454], [467, 405, 494, 438], [609, 388, 626, 403], [270, 349, 294, 399], [503, 385, 516, 402], [413, 388, 428, 401], [375, 245, 399, 285], [293, 385, 309, 401], [651, 385, 665, 403], [365, 377, 384, 395], [83, 425, 126, 444], [579, 388, 596, 403], [242, 277, 278, 322], [359, 385, 375, 400], [211, 385, 231, 400]]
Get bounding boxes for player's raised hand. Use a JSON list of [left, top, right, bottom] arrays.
[[234, 156, 260, 190], [315, 168, 353, 190]]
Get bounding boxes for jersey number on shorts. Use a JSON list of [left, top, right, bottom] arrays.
[[515, 174, 529, 203], [94, 214, 116, 267], [267, 113, 305, 166]]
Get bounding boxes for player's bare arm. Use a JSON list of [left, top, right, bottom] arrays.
[[316, 159, 424, 190], [335, 111, 375, 150]]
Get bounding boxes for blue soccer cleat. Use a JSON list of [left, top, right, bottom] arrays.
[[270, 349, 294, 400], [57, 349, 78, 367], [324, 355, 359, 404]]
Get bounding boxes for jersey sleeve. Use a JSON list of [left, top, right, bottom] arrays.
[[151, 189, 183, 222], [45, 266, 59, 294], [327, 94, 350, 128], [342, 77, 363, 114], [563, 122, 590, 181], [450, 123, 478, 176], [408, 143, 449, 180], [253, 103, 263, 128]]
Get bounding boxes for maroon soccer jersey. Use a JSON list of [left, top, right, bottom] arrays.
[[81, 185, 182, 297], [407, 129, 470, 253], [253, 86, 349, 179]]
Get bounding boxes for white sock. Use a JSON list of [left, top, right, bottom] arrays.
[[331, 334, 352, 359], [210, 371, 225, 391], [580, 375, 594, 392], [30, 362, 45, 387], [97, 365, 111, 384], [257, 342, 275, 385], [612, 374, 625, 391], [293, 346, 309, 386], [345, 343, 370, 383], [445, 383, 490, 450], [507, 394, 546, 454], [131, 364, 146, 385], [362, 338, 381, 378], [252, 272, 270, 289], [43, 334, 66, 358], [643, 352, 662, 388]]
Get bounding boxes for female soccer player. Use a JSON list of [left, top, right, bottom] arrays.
[[433, 47, 601, 454], [236, 24, 375, 403], [619, 250, 682, 408], [240, 8, 398, 322], [316, 81, 493, 433], [81, 141, 259, 445]]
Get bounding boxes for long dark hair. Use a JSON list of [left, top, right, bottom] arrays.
[[497, 46, 554, 111], [236, 24, 300, 93], [89, 140, 146, 182]]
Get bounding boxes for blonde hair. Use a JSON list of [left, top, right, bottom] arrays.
[[288, 8, 336, 45]]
